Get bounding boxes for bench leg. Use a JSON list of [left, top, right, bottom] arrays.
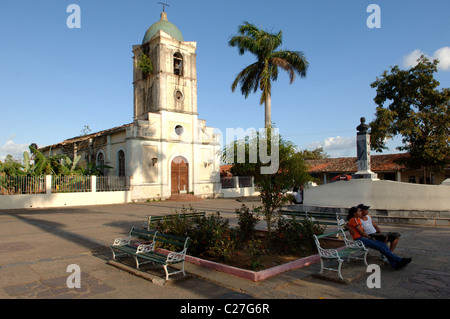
[[363, 250, 369, 266], [337, 260, 344, 280], [134, 255, 140, 269], [110, 247, 128, 260], [318, 259, 324, 275], [181, 261, 186, 276], [163, 265, 169, 281]]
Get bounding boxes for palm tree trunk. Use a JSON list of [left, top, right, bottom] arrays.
[[265, 93, 271, 128]]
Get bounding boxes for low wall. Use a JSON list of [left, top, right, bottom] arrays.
[[0, 191, 131, 209], [222, 187, 259, 198], [304, 179, 450, 211]]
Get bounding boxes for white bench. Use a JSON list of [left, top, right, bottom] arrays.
[[313, 228, 368, 280]]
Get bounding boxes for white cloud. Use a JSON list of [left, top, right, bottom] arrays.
[[0, 138, 29, 162], [307, 136, 356, 157], [434, 47, 450, 71], [403, 47, 450, 71], [403, 49, 428, 68]]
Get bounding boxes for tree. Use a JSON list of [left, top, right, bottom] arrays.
[[222, 130, 313, 236], [137, 50, 154, 112], [297, 147, 329, 160], [0, 155, 25, 176], [229, 22, 309, 128], [369, 56, 450, 183]]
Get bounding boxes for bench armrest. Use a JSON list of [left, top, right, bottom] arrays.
[[318, 247, 340, 259], [136, 243, 155, 254], [343, 236, 366, 250], [113, 236, 131, 246], [167, 248, 187, 263]]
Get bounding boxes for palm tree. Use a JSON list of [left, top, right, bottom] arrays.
[[229, 22, 309, 128]]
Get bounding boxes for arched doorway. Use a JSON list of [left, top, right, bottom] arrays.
[[171, 156, 188, 194]]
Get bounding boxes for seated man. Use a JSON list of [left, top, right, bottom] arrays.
[[346, 206, 411, 270], [291, 186, 303, 204], [357, 203, 401, 252]]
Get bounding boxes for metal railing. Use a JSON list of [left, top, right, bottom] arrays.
[[220, 176, 253, 189], [0, 175, 130, 195], [0, 175, 46, 195], [52, 175, 91, 193], [220, 177, 236, 189], [238, 176, 253, 188], [96, 176, 129, 192]]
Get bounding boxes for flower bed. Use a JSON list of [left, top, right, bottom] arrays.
[[151, 204, 327, 274]]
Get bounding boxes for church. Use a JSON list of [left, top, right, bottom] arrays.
[[40, 11, 222, 201]]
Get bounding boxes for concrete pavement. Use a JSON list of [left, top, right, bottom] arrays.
[[1, 198, 449, 300]]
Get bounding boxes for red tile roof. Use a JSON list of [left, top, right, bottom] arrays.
[[307, 153, 410, 173]]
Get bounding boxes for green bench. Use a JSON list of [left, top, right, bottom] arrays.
[[279, 210, 343, 227], [110, 227, 190, 280], [313, 229, 369, 280], [145, 211, 206, 230]]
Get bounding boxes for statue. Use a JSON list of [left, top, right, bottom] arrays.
[[356, 117, 369, 133]]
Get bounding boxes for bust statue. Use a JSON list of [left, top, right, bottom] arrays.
[[356, 117, 369, 133]]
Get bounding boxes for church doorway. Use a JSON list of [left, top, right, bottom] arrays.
[[171, 156, 188, 194]]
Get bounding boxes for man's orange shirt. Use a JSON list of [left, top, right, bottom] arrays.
[[348, 217, 364, 239]]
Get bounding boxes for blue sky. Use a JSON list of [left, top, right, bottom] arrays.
[[1, 0, 449, 161]]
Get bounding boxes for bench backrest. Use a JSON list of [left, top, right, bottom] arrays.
[[129, 227, 158, 241], [314, 229, 342, 240], [154, 232, 190, 250], [280, 210, 341, 220], [147, 212, 206, 230], [313, 228, 347, 249]]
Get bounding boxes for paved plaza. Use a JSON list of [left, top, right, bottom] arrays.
[[1, 198, 449, 300]]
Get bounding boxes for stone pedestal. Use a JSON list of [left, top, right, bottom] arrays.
[[353, 118, 378, 180]]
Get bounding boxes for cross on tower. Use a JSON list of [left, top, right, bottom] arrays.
[[157, 2, 170, 12]]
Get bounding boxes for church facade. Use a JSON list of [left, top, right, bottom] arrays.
[[40, 12, 222, 201]]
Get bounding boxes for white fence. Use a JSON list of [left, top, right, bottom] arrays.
[[220, 176, 259, 198], [0, 175, 131, 209]]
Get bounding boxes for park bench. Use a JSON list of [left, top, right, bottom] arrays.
[[110, 227, 190, 280], [110, 227, 158, 260], [313, 228, 369, 280], [144, 211, 206, 230], [279, 210, 343, 227]]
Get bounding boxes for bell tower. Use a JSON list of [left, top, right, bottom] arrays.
[[132, 11, 198, 120]]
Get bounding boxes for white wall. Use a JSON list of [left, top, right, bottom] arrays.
[[0, 191, 131, 210], [304, 179, 450, 211]]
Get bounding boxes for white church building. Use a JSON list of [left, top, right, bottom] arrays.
[[40, 11, 222, 201]]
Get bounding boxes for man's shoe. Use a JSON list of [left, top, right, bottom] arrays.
[[395, 257, 412, 270]]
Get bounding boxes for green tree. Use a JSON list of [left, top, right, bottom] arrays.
[[369, 56, 450, 183], [297, 147, 329, 160], [223, 130, 313, 236], [229, 22, 309, 128], [137, 51, 154, 112], [0, 155, 25, 176]]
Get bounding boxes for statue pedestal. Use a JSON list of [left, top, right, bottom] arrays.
[[354, 119, 379, 180], [353, 170, 379, 180]]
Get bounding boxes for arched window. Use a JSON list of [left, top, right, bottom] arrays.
[[96, 151, 105, 166], [96, 151, 105, 175], [173, 52, 183, 76], [118, 150, 126, 177]]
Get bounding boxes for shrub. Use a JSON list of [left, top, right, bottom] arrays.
[[235, 204, 260, 242], [206, 226, 236, 262], [271, 216, 325, 255], [248, 238, 266, 270]]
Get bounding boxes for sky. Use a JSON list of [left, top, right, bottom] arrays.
[[1, 0, 449, 162]]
